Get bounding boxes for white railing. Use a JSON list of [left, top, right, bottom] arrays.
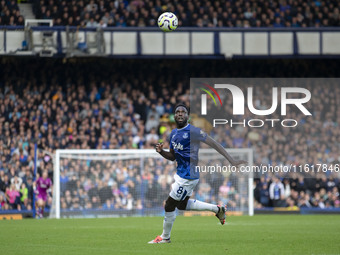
[[0, 27, 340, 57]]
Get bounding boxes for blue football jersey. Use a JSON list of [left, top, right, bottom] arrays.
[[169, 124, 207, 179]]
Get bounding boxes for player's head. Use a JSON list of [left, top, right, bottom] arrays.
[[174, 103, 189, 128], [42, 170, 48, 179]]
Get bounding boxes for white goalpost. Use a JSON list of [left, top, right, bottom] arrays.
[[51, 149, 253, 219]]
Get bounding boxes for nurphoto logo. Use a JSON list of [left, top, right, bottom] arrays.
[[200, 84, 312, 128]]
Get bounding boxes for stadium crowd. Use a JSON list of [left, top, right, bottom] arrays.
[[0, 0, 24, 26], [32, 0, 340, 27], [0, 59, 339, 214], [2, 0, 340, 27]]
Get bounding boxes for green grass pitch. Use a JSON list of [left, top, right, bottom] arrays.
[[1, 215, 339, 255]]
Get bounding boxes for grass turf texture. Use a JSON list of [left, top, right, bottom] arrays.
[[1, 215, 339, 255]]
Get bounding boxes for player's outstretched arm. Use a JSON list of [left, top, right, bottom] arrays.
[[155, 143, 176, 161], [204, 135, 247, 167]]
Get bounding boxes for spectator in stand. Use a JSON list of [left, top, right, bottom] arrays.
[[0, 190, 6, 210], [20, 182, 29, 210], [11, 175, 22, 191], [269, 177, 285, 207], [5, 184, 21, 210], [259, 183, 270, 207], [145, 128, 159, 145], [86, 17, 98, 27], [0, 174, 10, 193]]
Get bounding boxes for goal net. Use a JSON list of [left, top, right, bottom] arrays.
[[50, 149, 253, 219]]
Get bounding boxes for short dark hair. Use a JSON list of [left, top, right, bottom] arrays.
[[174, 103, 189, 114]]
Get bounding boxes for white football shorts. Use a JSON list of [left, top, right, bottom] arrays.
[[169, 174, 199, 201]]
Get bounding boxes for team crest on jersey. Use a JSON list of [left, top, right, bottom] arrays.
[[183, 133, 188, 139]]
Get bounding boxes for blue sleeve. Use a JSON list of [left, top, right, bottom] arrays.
[[191, 126, 207, 142]]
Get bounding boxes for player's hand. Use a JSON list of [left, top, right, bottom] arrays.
[[155, 143, 164, 153], [232, 160, 247, 167]]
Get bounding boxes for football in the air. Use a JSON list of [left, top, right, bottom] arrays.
[[158, 12, 178, 32]]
